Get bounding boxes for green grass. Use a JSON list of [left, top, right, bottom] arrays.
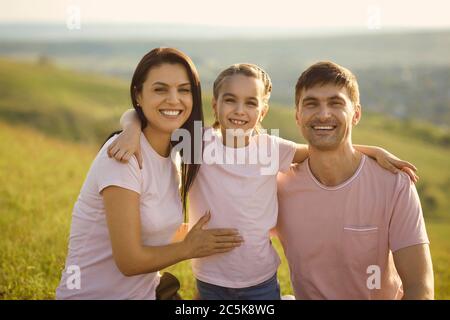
[[0, 58, 449, 299], [0, 121, 449, 299]]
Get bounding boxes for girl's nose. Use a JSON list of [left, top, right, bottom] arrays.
[[234, 102, 245, 114]]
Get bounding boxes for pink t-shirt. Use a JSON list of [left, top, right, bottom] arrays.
[[56, 133, 183, 299], [188, 128, 297, 288], [277, 155, 429, 300]]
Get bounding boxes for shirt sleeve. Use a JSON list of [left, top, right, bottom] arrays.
[[274, 136, 297, 173], [388, 173, 430, 252], [95, 150, 142, 195]]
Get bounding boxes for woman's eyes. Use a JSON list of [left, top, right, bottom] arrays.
[[153, 87, 191, 93]]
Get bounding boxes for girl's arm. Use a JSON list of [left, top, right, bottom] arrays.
[[107, 109, 143, 168], [102, 186, 243, 276], [292, 144, 418, 183], [354, 145, 418, 183]]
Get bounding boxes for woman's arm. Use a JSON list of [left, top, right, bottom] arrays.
[[102, 186, 243, 276], [292, 144, 418, 182]]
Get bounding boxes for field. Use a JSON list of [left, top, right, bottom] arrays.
[[0, 59, 449, 299]]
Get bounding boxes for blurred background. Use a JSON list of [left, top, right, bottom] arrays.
[[0, 0, 449, 299]]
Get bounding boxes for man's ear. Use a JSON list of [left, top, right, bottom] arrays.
[[352, 104, 362, 126]]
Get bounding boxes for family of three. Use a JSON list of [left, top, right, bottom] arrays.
[[56, 47, 433, 300]]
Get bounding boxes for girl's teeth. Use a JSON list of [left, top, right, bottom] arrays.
[[161, 110, 182, 116], [230, 119, 246, 125]]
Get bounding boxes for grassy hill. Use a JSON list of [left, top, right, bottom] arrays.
[[0, 58, 449, 299]]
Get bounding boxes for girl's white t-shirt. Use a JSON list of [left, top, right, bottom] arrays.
[[56, 133, 183, 299], [188, 128, 297, 288]]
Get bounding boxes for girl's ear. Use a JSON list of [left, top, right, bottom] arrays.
[[259, 104, 269, 122]]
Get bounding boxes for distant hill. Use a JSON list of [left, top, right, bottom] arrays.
[[0, 58, 448, 220], [1, 28, 449, 125]]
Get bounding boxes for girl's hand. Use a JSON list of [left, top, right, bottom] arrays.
[[107, 127, 143, 169], [375, 148, 419, 183], [182, 211, 244, 259]]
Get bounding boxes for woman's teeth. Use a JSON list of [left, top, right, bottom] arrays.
[[160, 110, 182, 116], [230, 119, 247, 125]]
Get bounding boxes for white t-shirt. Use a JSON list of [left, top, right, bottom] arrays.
[[188, 128, 297, 288], [56, 133, 183, 299]]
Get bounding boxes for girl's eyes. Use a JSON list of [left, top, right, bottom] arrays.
[[225, 99, 235, 103], [179, 88, 191, 93]]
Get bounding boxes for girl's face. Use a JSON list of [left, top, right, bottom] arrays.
[[137, 63, 193, 135], [213, 74, 268, 136]]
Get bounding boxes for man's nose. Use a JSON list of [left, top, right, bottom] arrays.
[[316, 105, 332, 120]]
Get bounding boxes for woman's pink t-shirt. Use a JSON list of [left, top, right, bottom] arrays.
[[56, 134, 183, 299]]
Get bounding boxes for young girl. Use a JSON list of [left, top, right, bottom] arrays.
[[56, 48, 243, 300], [110, 63, 417, 300]]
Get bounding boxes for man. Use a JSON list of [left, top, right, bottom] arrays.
[[276, 61, 434, 299]]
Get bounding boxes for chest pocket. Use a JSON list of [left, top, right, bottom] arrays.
[[342, 226, 379, 274]]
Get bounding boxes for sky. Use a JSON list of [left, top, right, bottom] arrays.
[[1, 0, 449, 29]]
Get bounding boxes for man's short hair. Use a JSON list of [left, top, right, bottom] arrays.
[[295, 61, 360, 108]]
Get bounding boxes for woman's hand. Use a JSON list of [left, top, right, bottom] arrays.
[[182, 211, 244, 259], [374, 148, 419, 183], [107, 127, 143, 169]]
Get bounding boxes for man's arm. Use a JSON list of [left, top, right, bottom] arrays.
[[393, 243, 434, 299]]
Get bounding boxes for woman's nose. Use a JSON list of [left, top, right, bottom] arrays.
[[166, 89, 180, 104]]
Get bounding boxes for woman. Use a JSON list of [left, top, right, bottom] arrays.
[[56, 48, 243, 299]]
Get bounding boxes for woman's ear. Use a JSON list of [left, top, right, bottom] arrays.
[[212, 97, 218, 120]]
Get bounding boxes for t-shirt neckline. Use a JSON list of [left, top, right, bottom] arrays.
[[306, 154, 366, 191]]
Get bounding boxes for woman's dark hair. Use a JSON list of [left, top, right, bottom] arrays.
[[105, 47, 203, 219]]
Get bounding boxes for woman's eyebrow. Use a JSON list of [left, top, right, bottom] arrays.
[[151, 81, 191, 87]]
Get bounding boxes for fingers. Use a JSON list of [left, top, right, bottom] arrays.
[[384, 161, 399, 174], [214, 235, 244, 243], [108, 144, 120, 159], [402, 167, 419, 184], [213, 241, 243, 250], [136, 150, 143, 170], [192, 211, 211, 230], [210, 229, 240, 236], [391, 159, 417, 172]]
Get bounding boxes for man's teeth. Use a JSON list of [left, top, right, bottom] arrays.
[[230, 119, 247, 125], [313, 126, 335, 130], [160, 110, 182, 116]]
